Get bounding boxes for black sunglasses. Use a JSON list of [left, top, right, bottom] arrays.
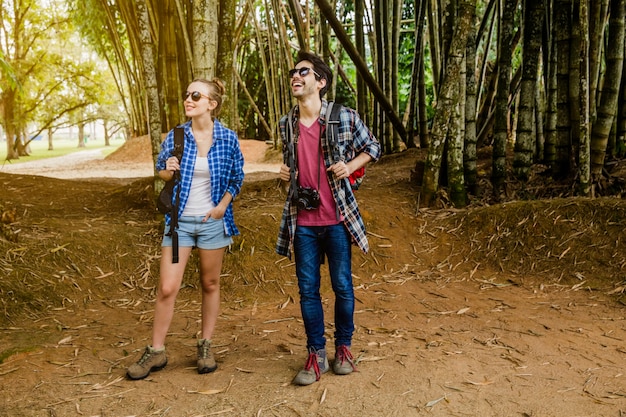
[[182, 91, 210, 102], [288, 67, 321, 79]]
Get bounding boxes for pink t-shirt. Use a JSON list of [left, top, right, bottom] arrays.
[[296, 120, 341, 226]]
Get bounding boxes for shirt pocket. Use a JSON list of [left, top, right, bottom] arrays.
[[335, 124, 355, 162], [216, 156, 235, 186]]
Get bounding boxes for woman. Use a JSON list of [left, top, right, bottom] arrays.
[[127, 78, 244, 380]]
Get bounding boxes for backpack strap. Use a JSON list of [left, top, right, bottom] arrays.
[[170, 126, 184, 264], [325, 101, 343, 163], [325, 102, 366, 190], [173, 126, 184, 160]]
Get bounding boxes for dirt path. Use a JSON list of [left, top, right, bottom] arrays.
[[0, 139, 280, 180], [0, 145, 624, 416], [2, 273, 624, 416]]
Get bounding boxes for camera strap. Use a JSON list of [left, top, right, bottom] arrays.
[[287, 108, 322, 197], [287, 108, 298, 201]]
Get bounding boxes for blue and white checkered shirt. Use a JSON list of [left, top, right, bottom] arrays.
[[156, 119, 245, 236], [276, 100, 381, 258]]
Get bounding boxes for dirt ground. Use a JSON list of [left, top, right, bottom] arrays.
[[0, 138, 625, 417]]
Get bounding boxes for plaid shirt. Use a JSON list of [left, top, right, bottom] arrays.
[[276, 100, 381, 258], [156, 119, 245, 236]]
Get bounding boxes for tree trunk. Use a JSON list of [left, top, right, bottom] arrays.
[[391, 0, 403, 152], [420, 0, 476, 207], [588, 0, 610, 121], [78, 123, 86, 148], [137, 0, 162, 181], [159, 0, 184, 130], [373, 0, 384, 146], [288, 0, 308, 51], [619, 50, 626, 157], [590, 0, 625, 177], [407, 0, 427, 149], [355, 0, 368, 121], [578, 0, 591, 196], [492, 0, 517, 199], [554, 0, 573, 179], [475, 0, 497, 122], [217, 0, 236, 126], [1, 89, 19, 160], [535, 76, 545, 162], [545, 27, 558, 167], [448, 55, 467, 208], [314, 0, 407, 144], [418, 44, 430, 148], [427, 0, 441, 96], [569, 0, 582, 164], [475, 61, 497, 146], [464, 11, 478, 195], [192, 0, 218, 79], [513, 0, 544, 180], [47, 129, 54, 151], [103, 121, 111, 147]]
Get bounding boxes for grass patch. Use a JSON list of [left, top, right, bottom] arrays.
[[0, 138, 123, 164]]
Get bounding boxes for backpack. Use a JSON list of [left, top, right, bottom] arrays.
[[325, 101, 366, 190], [156, 126, 184, 215]]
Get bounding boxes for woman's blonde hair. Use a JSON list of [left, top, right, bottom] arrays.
[[194, 78, 226, 117]]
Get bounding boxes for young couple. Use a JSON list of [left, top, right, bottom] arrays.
[[127, 51, 381, 386]]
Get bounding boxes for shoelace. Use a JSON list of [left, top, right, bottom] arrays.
[[303, 352, 322, 380], [199, 343, 210, 359], [138, 349, 153, 365], [336, 346, 357, 371]]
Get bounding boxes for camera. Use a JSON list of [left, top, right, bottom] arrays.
[[293, 186, 320, 210]]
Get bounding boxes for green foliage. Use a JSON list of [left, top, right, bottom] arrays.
[[0, 0, 124, 156], [0, 51, 20, 91]]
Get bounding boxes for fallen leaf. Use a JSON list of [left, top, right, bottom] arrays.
[[195, 389, 224, 395], [425, 395, 446, 407], [465, 377, 494, 386]]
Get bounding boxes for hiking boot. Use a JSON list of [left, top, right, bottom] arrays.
[[293, 347, 329, 386], [127, 346, 167, 380], [197, 339, 217, 374], [333, 345, 357, 375]]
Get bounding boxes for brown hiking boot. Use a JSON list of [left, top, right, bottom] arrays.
[[127, 346, 167, 380], [197, 339, 217, 374]]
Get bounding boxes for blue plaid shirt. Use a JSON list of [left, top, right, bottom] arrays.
[[156, 119, 245, 236], [276, 100, 381, 258]]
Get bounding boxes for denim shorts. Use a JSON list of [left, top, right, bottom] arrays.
[[162, 216, 233, 250]]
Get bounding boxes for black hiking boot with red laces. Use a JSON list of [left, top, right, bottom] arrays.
[[292, 347, 329, 385]]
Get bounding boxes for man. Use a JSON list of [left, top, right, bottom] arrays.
[[276, 51, 381, 386]]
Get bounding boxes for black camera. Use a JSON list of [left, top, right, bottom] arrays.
[[293, 186, 320, 210]]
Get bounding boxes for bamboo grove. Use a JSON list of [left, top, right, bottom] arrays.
[[1, 0, 625, 207]]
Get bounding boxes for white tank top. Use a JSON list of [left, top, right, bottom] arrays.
[[182, 157, 215, 216]]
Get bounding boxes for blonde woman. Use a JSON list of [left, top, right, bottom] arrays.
[[127, 78, 244, 379]]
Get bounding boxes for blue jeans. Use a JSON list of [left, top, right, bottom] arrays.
[[293, 224, 354, 350]]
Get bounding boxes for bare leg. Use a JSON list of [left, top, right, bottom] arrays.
[[198, 247, 226, 340], [151, 246, 193, 349]]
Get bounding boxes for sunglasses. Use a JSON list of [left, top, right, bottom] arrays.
[[182, 91, 210, 102], [288, 67, 321, 79]]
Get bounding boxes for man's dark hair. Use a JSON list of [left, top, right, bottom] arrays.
[[295, 50, 333, 98]]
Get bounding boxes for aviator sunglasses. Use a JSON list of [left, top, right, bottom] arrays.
[[182, 91, 210, 102], [288, 67, 321, 78]]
